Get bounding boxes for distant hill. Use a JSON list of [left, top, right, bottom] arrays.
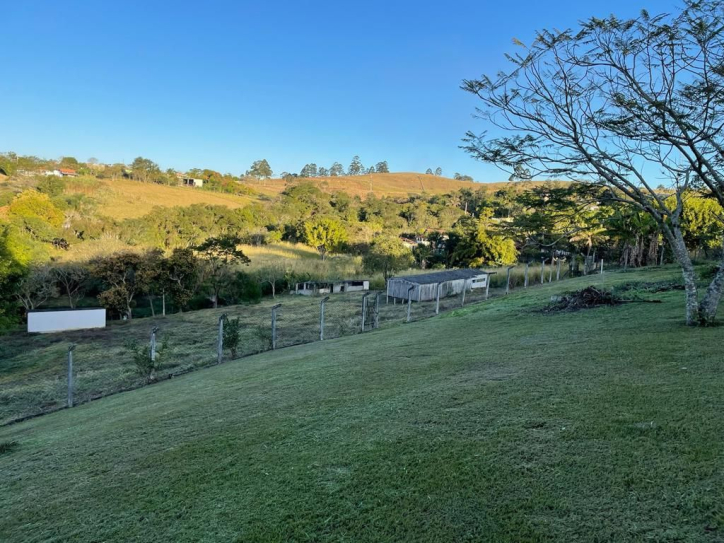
[[249, 172, 513, 200], [2, 172, 533, 219]]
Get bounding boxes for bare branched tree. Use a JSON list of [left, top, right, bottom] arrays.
[[463, 1, 724, 325], [15, 266, 58, 313], [51, 263, 89, 309]]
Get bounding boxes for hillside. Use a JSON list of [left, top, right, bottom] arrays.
[[248, 172, 516, 200], [83, 173, 517, 218], [1, 268, 722, 541]]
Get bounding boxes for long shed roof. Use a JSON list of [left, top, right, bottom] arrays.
[[389, 269, 489, 285]]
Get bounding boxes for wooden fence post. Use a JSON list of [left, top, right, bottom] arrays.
[[505, 266, 514, 295], [150, 326, 159, 362], [319, 296, 329, 340], [271, 304, 281, 350], [600, 259, 604, 274], [374, 292, 381, 329], [406, 286, 414, 322], [524, 262, 529, 288], [361, 292, 371, 332], [67, 344, 76, 408], [461, 279, 468, 307], [217, 316, 225, 364], [540, 259, 545, 284], [435, 283, 441, 314], [556, 258, 562, 281], [485, 274, 491, 300]]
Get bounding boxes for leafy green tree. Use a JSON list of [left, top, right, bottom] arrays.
[[247, 159, 273, 179], [434, 167, 442, 176], [303, 217, 348, 260], [348, 156, 363, 176], [329, 162, 345, 176], [130, 157, 162, 183], [36, 177, 67, 198], [163, 248, 200, 312], [8, 191, 64, 241], [300, 163, 318, 178], [92, 252, 144, 319], [318, 167, 329, 177], [194, 235, 251, 307], [363, 236, 414, 281], [375, 161, 390, 173], [449, 214, 517, 267], [425, 168, 433, 175]]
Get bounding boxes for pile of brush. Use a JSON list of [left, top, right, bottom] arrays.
[[545, 286, 663, 312], [545, 287, 622, 312]]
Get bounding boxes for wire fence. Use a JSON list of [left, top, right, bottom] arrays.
[[1, 260, 609, 426]]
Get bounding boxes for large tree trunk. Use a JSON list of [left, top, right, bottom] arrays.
[[698, 256, 724, 325], [666, 226, 700, 326]]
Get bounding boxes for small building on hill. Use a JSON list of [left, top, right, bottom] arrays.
[[58, 168, 78, 177], [182, 177, 204, 188], [386, 269, 492, 302], [295, 279, 369, 296]]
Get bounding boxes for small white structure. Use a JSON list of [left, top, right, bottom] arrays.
[[295, 280, 369, 296], [28, 308, 106, 334], [387, 269, 492, 302], [182, 177, 204, 188]]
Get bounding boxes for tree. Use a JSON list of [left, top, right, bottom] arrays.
[[51, 263, 89, 308], [15, 266, 58, 314], [300, 163, 318, 178], [434, 167, 442, 176], [462, 1, 724, 325], [8, 191, 64, 241], [425, 168, 434, 175], [163, 248, 200, 312], [318, 167, 329, 177], [375, 161, 390, 173], [363, 236, 414, 281], [348, 156, 364, 176], [194, 235, 251, 308], [130, 157, 162, 183], [454, 173, 474, 182], [247, 159, 273, 179], [329, 162, 345, 176], [367, 166, 375, 174], [92, 252, 144, 319], [449, 215, 518, 267], [257, 265, 285, 298], [302, 217, 348, 260]]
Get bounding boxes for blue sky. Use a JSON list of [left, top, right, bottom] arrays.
[[2, 0, 679, 182]]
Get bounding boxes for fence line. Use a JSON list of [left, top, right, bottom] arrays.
[[5, 264, 609, 426]]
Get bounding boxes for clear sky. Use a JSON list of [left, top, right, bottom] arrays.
[[2, 0, 680, 182]]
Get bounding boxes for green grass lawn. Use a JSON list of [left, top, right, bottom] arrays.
[[1, 267, 723, 542]]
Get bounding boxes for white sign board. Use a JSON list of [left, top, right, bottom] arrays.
[[28, 309, 106, 334]]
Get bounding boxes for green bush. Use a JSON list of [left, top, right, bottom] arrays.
[[223, 316, 242, 359]]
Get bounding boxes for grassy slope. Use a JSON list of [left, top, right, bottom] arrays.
[[2, 268, 723, 542], [91, 178, 255, 219], [75, 174, 516, 219]]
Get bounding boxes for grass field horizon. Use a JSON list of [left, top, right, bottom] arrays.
[[2, 267, 722, 541]]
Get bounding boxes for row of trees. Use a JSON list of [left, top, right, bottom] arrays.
[[286, 158, 390, 180]]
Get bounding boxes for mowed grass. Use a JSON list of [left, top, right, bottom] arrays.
[[1, 267, 723, 542]]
